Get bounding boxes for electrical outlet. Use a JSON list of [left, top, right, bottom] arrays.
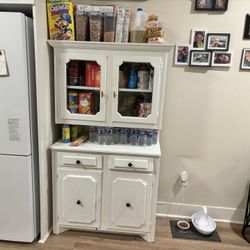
[[180, 171, 188, 186]]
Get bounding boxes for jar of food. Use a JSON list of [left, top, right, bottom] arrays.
[[89, 11, 103, 42], [104, 13, 116, 42], [75, 9, 89, 41]]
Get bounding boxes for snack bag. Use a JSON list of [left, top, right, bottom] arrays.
[[47, 0, 75, 40]]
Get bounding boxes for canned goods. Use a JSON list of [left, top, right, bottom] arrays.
[[68, 91, 78, 113], [71, 125, 79, 141], [62, 125, 70, 143]]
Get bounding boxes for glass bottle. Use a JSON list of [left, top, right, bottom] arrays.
[[146, 130, 153, 146], [138, 129, 146, 146], [106, 127, 113, 145], [98, 127, 106, 144], [89, 126, 97, 142], [152, 130, 158, 144], [130, 129, 138, 145], [113, 127, 120, 144], [120, 128, 128, 144]]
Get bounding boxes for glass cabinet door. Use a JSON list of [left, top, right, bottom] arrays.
[[56, 51, 107, 123], [111, 55, 162, 126]]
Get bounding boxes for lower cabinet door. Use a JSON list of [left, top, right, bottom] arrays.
[[58, 169, 101, 228], [106, 171, 153, 233]]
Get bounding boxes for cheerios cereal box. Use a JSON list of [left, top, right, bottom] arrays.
[[47, 0, 75, 40]]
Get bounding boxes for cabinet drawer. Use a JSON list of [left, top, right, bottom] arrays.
[[108, 155, 154, 172], [57, 152, 102, 169]]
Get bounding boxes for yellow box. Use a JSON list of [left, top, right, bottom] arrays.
[[47, 0, 75, 40]]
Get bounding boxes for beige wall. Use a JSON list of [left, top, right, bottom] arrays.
[[78, 0, 250, 214]]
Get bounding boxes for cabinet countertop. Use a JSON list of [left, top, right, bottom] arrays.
[[51, 141, 161, 157], [47, 40, 174, 53]]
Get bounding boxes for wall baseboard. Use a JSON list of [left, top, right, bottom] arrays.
[[156, 202, 245, 224]]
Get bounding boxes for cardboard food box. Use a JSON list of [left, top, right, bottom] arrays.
[[47, 0, 75, 40]]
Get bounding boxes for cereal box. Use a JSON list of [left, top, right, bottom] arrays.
[[47, 0, 75, 40]]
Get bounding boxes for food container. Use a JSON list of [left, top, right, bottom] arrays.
[[176, 221, 190, 233], [62, 124, 70, 143], [78, 92, 94, 114], [70, 125, 79, 141], [85, 62, 101, 87], [68, 91, 78, 113], [137, 70, 149, 89], [89, 11, 103, 42], [75, 10, 89, 41], [47, 0, 75, 40], [104, 13, 116, 42]]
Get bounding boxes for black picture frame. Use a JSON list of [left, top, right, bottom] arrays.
[[206, 33, 230, 51], [243, 14, 250, 40], [189, 50, 212, 67], [240, 48, 250, 70], [214, 0, 228, 11], [195, 0, 228, 11], [195, 0, 214, 10]]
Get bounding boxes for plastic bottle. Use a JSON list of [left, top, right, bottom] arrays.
[[130, 8, 148, 43], [128, 69, 137, 89]]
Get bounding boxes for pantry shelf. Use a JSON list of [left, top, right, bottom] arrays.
[[67, 86, 100, 91], [119, 88, 152, 93]]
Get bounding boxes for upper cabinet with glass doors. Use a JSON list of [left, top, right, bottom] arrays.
[[48, 41, 172, 129]]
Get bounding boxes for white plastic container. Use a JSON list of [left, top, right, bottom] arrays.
[[130, 8, 148, 43]]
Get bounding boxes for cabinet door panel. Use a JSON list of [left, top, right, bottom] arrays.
[[55, 49, 107, 124], [111, 55, 162, 126], [106, 171, 153, 233], [58, 169, 101, 228]]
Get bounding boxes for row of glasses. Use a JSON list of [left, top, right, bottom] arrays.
[[88, 126, 158, 146]]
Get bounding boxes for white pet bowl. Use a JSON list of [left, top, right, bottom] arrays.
[[191, 212, 216, 235]]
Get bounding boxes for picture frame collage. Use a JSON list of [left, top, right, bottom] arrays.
[[175, 29, 232, 67], [195, 0, 228, 11]]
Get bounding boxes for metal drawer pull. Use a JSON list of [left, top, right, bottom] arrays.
[[128, 162, 133, 167], [126, 202, 131, 208], [76, 200, 81, 205], [76, 160, 81, 165]]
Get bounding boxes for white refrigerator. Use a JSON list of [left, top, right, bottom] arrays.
[[0, 12, 40, 242]]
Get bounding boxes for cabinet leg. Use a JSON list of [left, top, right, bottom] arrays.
[[141, 232, 155, 243]]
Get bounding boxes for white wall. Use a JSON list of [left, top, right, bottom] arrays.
[[78, 0, 250, 221]]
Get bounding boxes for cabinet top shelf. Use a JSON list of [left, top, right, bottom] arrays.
[[47, 40, 174, 53], [51, 140, 161, 157]]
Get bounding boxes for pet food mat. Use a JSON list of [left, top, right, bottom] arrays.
[[170, 220, 221, 242]]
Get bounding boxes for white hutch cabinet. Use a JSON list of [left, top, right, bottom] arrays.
[[49, 41, 172, 242]]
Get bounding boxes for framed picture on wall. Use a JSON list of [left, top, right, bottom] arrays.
[[243, 14, 250, 39], [206, 33, 230, 51], [189, 50, 212, 67], [211, 51, 233, 67], [214, 0, 228, 11], [195, 0, 214, 10], [240, 48, 250, 70], [175, 45, 190, 65], [191, 28, 207, 50]]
